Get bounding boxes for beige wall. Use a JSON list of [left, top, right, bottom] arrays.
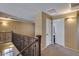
[[35, 12, 44, 50], [64, 12, 77, 49], [35, 11, 78, 50], [0, 20, 35, 37], [35, 12, 52, 50], [52, 12, 77, 50], [65, 17, 77, 49], [76, 11, 79, 50], [35, 12, 42, 36]]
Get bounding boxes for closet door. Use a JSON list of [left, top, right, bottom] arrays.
[[46, 18, 52, 47]]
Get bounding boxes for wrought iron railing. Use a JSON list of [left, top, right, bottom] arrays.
[[0, 32, 12, 43], [0, 32, 41, 56], [12, 32, 41, 56]]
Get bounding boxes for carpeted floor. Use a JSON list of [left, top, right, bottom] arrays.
[[42, 44, 79, 56]]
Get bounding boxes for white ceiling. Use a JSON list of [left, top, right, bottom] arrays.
[[0, 3, 70, 22]]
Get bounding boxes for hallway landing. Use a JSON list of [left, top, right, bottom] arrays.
[[42, 44, 79, 56]]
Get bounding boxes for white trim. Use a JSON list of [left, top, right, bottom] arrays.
[[41, 46, 48, 52], [65, 46, 79, 53]]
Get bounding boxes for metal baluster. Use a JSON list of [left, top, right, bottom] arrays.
[[33, 40, 34, 56], [27, 37, 29, 56], [35, 42, 36, 56]]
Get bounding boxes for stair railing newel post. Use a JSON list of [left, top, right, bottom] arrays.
[[36, 35, 41, 56]]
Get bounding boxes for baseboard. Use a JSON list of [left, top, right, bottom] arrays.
[[56, 43, 79, 53], [65, 46, 79, 53], [41, 43, 54, 51], [41, 46, 47, 52]]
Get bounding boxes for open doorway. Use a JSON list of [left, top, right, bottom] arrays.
[[52, 18, 65, 47], [53, 25, 56, 44]]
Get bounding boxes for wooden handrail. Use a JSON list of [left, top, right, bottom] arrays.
[[17, 39, 38, 56]]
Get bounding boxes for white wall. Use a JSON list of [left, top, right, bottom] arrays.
[[53, 18, 65, 46]]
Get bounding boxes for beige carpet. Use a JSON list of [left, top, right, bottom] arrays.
[[42, 44, 79, 56]]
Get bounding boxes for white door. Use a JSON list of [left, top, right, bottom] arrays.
[[53, 18, 65, 46], [46, 18, 51, 47]]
